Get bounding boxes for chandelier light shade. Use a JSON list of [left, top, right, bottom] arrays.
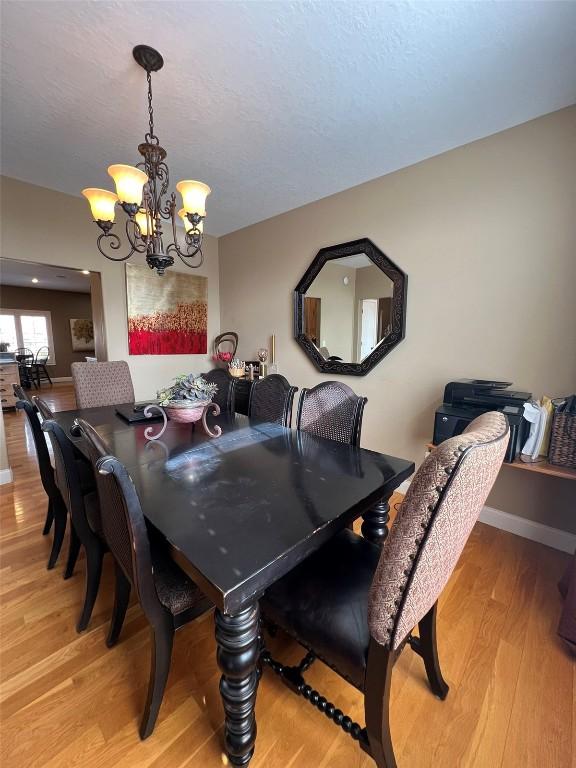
[[135, 209, 151, 236], [107, 164, 149, 206], [176, 180, 211, 217], [178, 208, 203, 234], [82, 188, 118, 223], [81, 45, 211, 276]]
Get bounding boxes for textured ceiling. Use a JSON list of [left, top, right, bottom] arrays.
[[1, 1, 575, 236]]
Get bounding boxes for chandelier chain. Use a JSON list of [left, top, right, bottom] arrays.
[[146, 71, 158, 145]]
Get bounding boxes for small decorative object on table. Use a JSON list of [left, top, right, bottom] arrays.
[[228, 359, 245, 378], [212, 331, 238, 368], [148, 374, 222, 439], [258, 347, 268, 377]]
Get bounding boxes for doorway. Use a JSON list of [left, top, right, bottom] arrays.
[[0, 258, 107, 385], [360, 298, 378, 359]]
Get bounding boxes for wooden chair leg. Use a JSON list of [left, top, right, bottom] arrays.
[[364, 639, 397, 768], [139, 616, 174, 740], [418, 602, 449, 700], [64, 524, 81, 580], [106, 563, 131, 648], [76, 544, 104, 632], [47, 497, 66, 570], [42, 499, 54, 535], [43, 365, 52, 385]]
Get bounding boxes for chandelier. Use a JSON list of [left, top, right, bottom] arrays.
[[82, 45, 211, 276]]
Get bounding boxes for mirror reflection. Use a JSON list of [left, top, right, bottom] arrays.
[[303, 254, 393, 363]]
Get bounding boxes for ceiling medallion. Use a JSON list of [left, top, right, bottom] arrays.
[[82, 45, 211, 276]]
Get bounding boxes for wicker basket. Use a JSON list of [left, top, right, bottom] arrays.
[[548, 410, 576, 468]]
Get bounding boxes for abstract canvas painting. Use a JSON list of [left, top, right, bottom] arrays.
[[70, 318, 95, 352], [126, 264, 207, 355]]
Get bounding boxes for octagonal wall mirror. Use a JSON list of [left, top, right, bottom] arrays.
[[294, 238, 407, 376]]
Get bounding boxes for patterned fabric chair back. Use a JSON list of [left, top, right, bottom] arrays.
[[71, 361, 135, 409], [74, 418, 156, 612], [296, 381, 367, 447], [248, 374, 298, 427], [202, 369, 236, 413], [369, 412, 509, 650], [13, 385, 56, 497]]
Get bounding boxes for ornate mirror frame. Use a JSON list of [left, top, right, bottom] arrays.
[[293, 238, 407, 376]]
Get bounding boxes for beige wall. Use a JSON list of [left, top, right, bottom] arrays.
[[219, 107, 576, 533], [0, 285, 93, 378], [0, 410, 9, 479], [0, 177, 220, 400]]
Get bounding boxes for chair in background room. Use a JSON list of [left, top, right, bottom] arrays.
[[261, 412, 509, 768], [202, 368, 236, 413], [29, 346, 52, 388], [75, 417, 213, 739], [13, 385, 67, 568], [15, 347, 34, 388], [248, 373, 298, 427], [71, 360, 135, 409], [296, 381, 368, 446]]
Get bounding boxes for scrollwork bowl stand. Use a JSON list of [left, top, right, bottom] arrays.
[[164, 400, 222, 437]]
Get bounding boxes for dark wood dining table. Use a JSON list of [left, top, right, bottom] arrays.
[[52, 404, 414, 766]]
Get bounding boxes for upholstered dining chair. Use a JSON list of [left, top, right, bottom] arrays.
[[296, 381, 367, 447], [202, 368, 236, 413], [71, 360, 135, 409], [13, 385, 67, 569], [75, 417, 213, 739], [248, 374, 298, 427], [261, 412, 509, 768], [40, 412, 106, 631]]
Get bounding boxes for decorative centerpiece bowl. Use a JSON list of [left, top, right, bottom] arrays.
[[164, 401, 206, 423], [228, 358, 245, 378], [157, 374, 221, 433]]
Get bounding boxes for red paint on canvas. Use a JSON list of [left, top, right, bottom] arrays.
[[128, 300, 208, 355]]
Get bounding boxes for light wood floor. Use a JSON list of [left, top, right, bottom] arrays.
[[0, 383, 573, 767]]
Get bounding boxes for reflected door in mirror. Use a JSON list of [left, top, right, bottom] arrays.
[[304, 297, 321, 347]]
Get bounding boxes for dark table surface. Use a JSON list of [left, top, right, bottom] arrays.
[[53, 405, 414, 614]]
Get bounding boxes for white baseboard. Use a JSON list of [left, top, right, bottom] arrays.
[[396, 479, 575, 553], [0, 468, 13, 485], [479, 505, 576, 554], [51, 377, 72, 383]]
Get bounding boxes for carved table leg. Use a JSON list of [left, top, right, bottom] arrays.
[[215, 602, 260, 766], [361, 491, 394, 548]]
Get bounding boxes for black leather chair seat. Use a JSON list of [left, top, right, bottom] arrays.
[[261, 528, 381, 690]]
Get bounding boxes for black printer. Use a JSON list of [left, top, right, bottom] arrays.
[[433, 379, 532, 462]]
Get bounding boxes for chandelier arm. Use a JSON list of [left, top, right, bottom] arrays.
[[126, 217, 148, 253], [96, 232, 138, 263], [168, 241, 204, 269], [166, 209, 204, 268]]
